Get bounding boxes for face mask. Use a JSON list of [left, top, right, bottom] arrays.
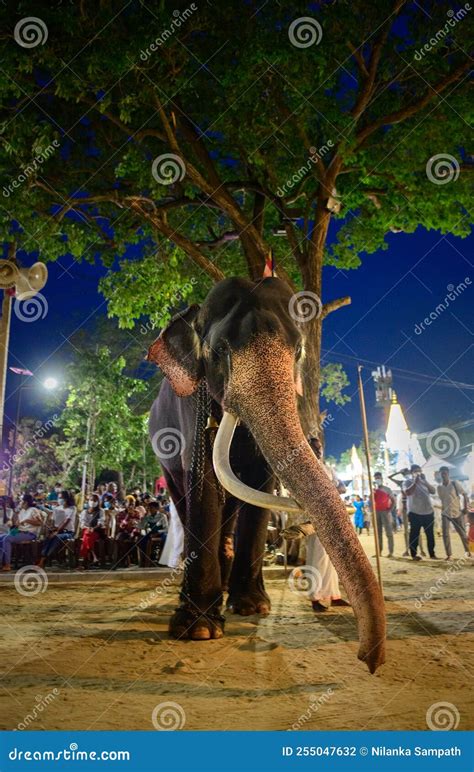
[[58, 499, 65, 506], [104, 502, 111, 509]]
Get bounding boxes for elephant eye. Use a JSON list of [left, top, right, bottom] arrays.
[[213, 341, 230, 363]]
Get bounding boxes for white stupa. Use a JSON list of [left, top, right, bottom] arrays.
[[385, 393, 425, 472]]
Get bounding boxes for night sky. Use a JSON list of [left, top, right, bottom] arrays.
[[6, 223, 473, 459]]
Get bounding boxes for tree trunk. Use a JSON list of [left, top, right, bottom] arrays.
[[299, 200, 332, 442], [117, 470, 125, 501]]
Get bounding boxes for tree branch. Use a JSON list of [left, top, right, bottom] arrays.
[[351, 0, 406, 122], [322, 296, 352, 319], [356, 59, 471, 147], [126, 197, 225, 283]]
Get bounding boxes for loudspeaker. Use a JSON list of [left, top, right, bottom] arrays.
[[15, 262, 48, 301]]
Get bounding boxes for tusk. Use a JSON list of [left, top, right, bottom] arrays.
[[212, 411, 304, 513]]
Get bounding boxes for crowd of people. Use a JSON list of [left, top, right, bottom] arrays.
[[278, 461, 473, 615], [1, 465, 472, 582], [345, 465, 473, 561], [0, 481, 178, 572]]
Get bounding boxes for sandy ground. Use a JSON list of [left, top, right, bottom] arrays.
[[0, 530, 472, 732]]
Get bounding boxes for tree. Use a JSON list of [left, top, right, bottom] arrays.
[[0, 1, 471, 435], [57, 346, 159, 492], [7, 417, 63, 493]]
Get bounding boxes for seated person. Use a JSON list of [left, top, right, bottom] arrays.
[[78, 494, 106, 568], [38, 490, 77, 567], [115, 501, 141, 541], [33, 483, 47, 507], [0, 494, 44, 571], [136, 501, 168, 562], [47, 482, 63, 504]]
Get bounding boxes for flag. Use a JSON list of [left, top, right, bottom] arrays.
[[9, 367, 33, 376], [262, 253, 276, 278]]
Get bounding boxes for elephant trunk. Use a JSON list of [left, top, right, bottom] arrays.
[[224, 335, 385, 673]]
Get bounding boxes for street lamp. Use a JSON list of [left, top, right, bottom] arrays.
[[6, 369, 60, 496], [43, 377, 59, 391]]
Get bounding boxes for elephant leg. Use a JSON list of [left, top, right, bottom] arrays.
[[227, 461, 273, 616], [219, 497, 239, 593], [169, 436, 226, 641]]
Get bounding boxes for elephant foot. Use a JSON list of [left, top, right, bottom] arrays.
[[169, 605, 225, 640], [227, 589, 271, 616]]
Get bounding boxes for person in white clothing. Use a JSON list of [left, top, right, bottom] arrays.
[[0, 494, 44, 571], [437, 466, 469, 558], [305, 464, 350, 612], [38, 490, 77, 567], [402, 464, 437, 560], [159, 499, 184, 569], [282, 437, 350, 613]]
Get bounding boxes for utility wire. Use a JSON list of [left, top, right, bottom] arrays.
[[322, 350, 474, 390]]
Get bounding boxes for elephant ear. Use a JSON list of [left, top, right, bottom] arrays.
[[147, 305, 203, 396]]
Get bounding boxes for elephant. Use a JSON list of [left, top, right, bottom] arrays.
[[147, 276, 385, 673]]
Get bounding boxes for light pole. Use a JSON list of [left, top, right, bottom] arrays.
[[0, 245, 48, 455], [6, 370, 60, 496]]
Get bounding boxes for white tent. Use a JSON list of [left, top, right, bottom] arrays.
[[422, 454, 455, 483]]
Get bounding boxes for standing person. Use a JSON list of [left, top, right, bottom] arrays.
[[390, 469, 410, 557], [280, 437, 350, 611], [402, 464, 437, 560], [0, 494, 44, 571], [158, 498, 184, 569], [373, 472, 395, 558], [38, 490, 77, 567], [305, 464, 350, 612], [437, 467, 470, 559], [468, 508, 474, 556], [353, 496, 365, 535], [304, 438, 350, 612]]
